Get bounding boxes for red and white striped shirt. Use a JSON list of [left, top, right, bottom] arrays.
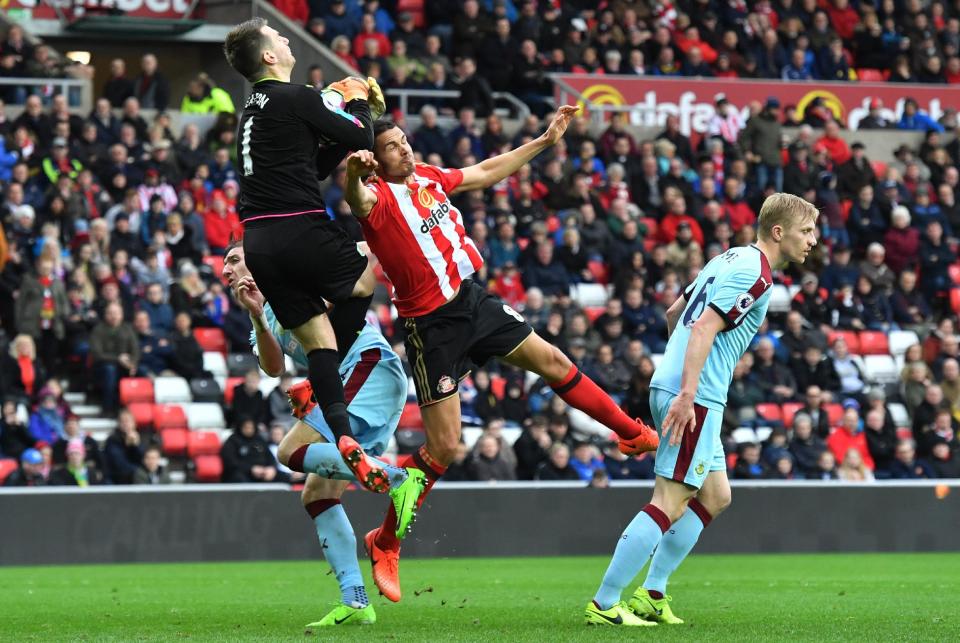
[[361, 163, 484, 317]]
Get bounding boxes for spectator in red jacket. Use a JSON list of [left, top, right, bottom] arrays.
[[353, 13, 391, 60], [721, 177, 757, 232], [657, 196, 704, 246], [492, 262, 526, 310], [827, 404, 876, 471], [883, 206, 921, 274], [272, 0, 308, 25], [826, 0, 859, 41], [202, 190, 240, 254], [815, 120, 851, 166]]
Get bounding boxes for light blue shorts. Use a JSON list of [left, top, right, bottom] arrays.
[[303, 349, 406, 458], [650, 387, 726, 489]]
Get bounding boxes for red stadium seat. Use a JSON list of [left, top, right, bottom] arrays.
[[896, 427, 913, 440], [949, 263, 960, 285], [0, 458, 18, 484], [782, 403, 803, 427], [188, 431, 222, 458], [839, 199, 853, 222], [161, 428, 188, 456], [640, 217, 658, 238], [587, 260, 609, 284], [396, 0, 425, 27], [119, 378, 154, 405], [858, 331, 889, 356], [490, 375, 506, 400], [193, 328, 227, 354], [828, 330, 860, 354], [825, 403, 844, 427], [755, 403, 783, 423], [223, 377, 244, 406], [856, 68, 886, 82], [584, 306, 605, 324], [398, 402, 423, 429], [127, 402, 154, 430], [194, 455, 223, 482], [952, 288, 960, 314], [870, 160, 887, 177], [153, 404, 188, 430], [203, 255, 225, 279]]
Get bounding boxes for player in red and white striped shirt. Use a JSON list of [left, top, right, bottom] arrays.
[[343, 109, 659, 601]]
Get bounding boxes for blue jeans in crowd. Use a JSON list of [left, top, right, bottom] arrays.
[[95, 361, 120, 415], [755, 164, 784, 193]]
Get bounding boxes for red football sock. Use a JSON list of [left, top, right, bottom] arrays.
[[550, 365, 642, 439], [375, 446, 446, 550]]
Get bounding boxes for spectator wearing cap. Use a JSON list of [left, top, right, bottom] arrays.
[[40, 137, 83, 188], [3, 447, 47, 486], [898, 98, 945, 132], [783, 141, 817, 198], [664, 221, 702, 272], [827, 404, 875, 470], [52, 412, 102, 469], [739, 97, 783, 192], [391, 10, 427, 58], [137, 166, 177, 214], [707, 93, 745, 148], [109, 211, 143, 260], [50, 438, 105, 486], [858, 98, 893, 130], [90, 302, 138, 415], [836, 142, 875, 200], [221, 416, 279, 483], [912, 186, 952, 236], [28, 387, 66, 445], [791, 272, 831, 329]]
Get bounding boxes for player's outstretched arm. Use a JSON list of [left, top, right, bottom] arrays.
[[343, 150, 380, 218], [452, 105, 579, 194], [298, 83, 374, 152], [661, 308, 726, 446], [234, 276, 285, 377]]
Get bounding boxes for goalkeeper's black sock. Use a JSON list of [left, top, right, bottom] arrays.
[[306, 347, 353, 441]]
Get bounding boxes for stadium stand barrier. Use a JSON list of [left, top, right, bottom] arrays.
[[0, 482, 956, 564]]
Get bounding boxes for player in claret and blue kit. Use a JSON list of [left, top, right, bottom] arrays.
[[585, 193, 819, 626]]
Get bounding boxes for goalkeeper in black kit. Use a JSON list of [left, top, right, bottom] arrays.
[[223, 18, 391, 492]]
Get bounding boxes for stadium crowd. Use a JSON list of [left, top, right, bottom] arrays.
[[3, 0, 960, 486]]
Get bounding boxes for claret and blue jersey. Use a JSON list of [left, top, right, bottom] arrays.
[[651, 244, 774, 412], [250, 304, 406, 456]]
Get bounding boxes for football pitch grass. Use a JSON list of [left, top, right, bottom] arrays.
[[2, 553, 958, 641]]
